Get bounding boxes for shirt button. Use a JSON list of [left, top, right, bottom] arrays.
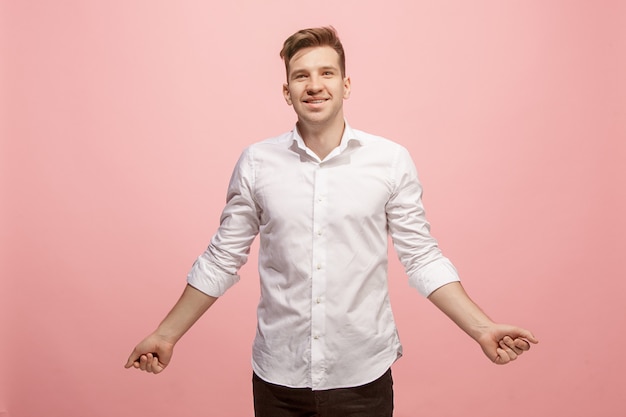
[[316, 297, 321, 304], [316, 263, 322, 270], [313, 335, 320, 340], [317, 230, 322, 236]]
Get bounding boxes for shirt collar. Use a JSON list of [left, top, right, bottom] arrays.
[[291, 121, 363, 161]]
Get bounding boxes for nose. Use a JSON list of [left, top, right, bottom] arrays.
[[306, 75, 322, 94]]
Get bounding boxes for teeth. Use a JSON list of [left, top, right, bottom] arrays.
[[308, 100, 325, 103]]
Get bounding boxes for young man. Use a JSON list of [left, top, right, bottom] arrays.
[[125, 27, 537, 417]]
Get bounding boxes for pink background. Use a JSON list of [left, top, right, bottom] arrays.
[[2, 1, 625, 416]]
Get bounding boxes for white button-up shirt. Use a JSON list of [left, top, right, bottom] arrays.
[[187, 123, 460, 390]]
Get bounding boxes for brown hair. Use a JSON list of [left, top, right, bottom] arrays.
[[279, 26, 346, 79]]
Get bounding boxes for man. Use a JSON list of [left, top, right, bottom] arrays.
[[125, 26, 538, 417]]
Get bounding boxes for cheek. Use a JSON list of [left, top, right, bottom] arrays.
[[290, 86, 305, 102]]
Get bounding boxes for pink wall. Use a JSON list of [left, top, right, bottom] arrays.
[[2, 1, 625, 416]]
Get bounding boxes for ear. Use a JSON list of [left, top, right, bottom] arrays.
[[283, 83, 293, 105], [343, 76, 351, 100]]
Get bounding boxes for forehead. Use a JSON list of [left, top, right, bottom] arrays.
[[288, 46, 341, 73]]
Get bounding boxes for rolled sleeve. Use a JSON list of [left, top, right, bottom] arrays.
[[407, 257, 460, 297], [187, 251, 240, 297], [187, 147, 260, 297], [387, 146, 461, 297]]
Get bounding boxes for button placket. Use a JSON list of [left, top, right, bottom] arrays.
[[310, 166, 328, 387]]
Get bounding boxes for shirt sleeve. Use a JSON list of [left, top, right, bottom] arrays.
[[386, 146, 460, 297], [187, 147, 260, 297]]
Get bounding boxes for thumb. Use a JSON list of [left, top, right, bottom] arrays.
[[514, 328, 539, 344], [124, 350, 140, 368]]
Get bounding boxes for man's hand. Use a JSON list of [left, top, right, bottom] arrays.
[[427, 282, 538, 364], [123, 285, 219, 374], [124, 333, 175, 374], [476, 324, 538, 365]]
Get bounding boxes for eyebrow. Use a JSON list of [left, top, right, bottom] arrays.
[[290, 65, 339, 77]]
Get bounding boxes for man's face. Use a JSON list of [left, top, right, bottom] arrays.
[[283, 46, 351, 128]]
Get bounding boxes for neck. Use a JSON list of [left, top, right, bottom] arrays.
[[297, 117, 345, 160]]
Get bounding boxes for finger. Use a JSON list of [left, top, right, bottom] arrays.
[[499, 339, 517, 356], [501, 336, 516, 350], [495, 347, 510, 365], [502, 336, 524, 355], [151, 356, 163, 374], [148, 354, 157, 374], [514, 338, 531, 352], [139, 354, 148, 371], [499, 340, 518, 361], [145, 353, 154, 373]]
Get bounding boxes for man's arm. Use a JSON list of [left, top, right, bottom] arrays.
[[427, 282, 538, 364], [124, 284, 218, 373], [124, 148, 261, 374]]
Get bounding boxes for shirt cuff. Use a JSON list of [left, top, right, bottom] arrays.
[[186, 255, 240, 297], [408, 257, 460, 297]]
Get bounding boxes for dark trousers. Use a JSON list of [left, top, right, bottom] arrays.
[[252, 369, 394, 417]]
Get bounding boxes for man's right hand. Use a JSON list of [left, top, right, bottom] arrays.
[[123, 284, 218, 374], [124, 333, 175, 374]]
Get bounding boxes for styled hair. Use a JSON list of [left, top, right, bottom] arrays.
[[280, 26, 346, 79]]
